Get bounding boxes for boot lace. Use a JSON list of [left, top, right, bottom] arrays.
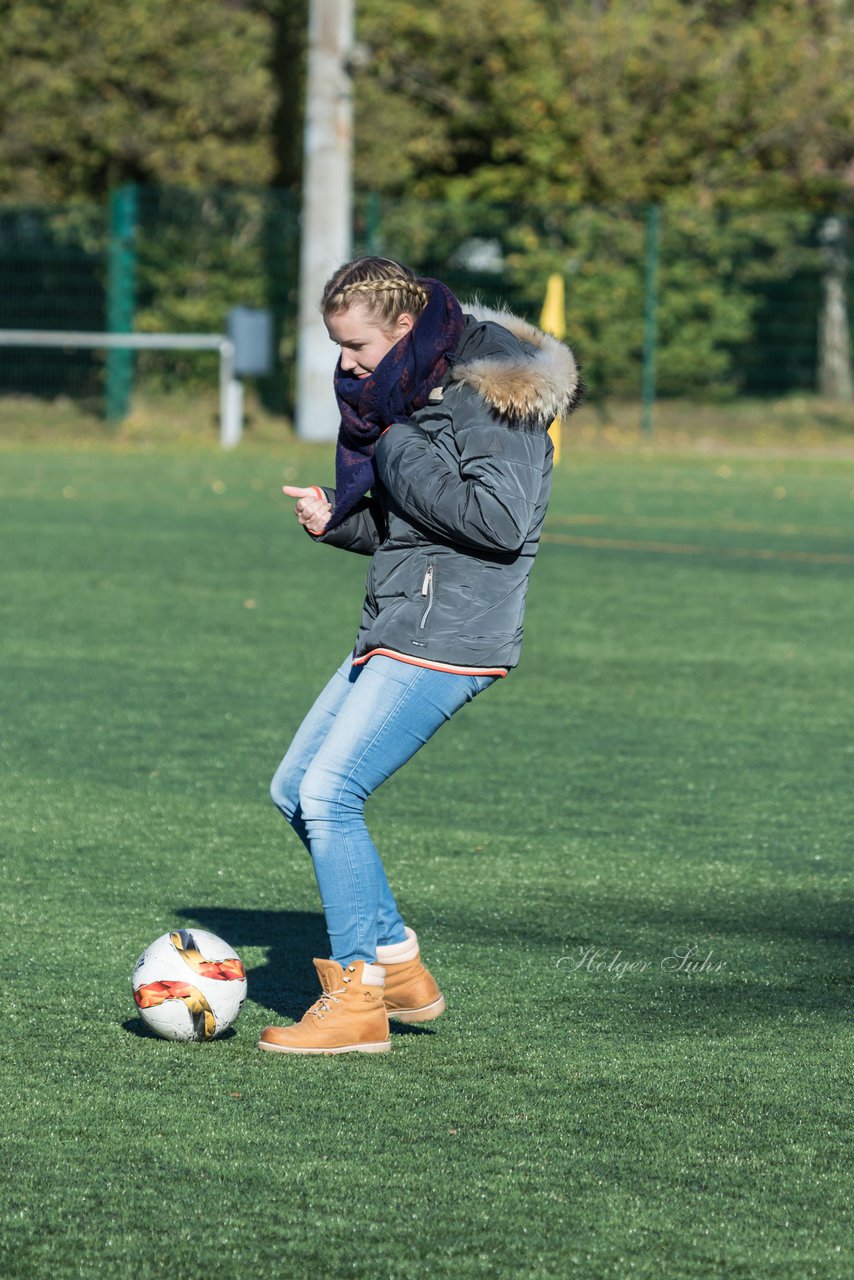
[[309, 974, 351, 1020]]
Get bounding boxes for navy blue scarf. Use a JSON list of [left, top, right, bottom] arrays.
[[325, 279, 464, 532]]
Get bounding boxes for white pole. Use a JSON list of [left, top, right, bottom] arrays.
[[295, 0, 354, 442], [219, 339, 243, 448]]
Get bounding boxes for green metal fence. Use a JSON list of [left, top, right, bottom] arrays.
[[0, 201, 107, 407], [0, 186, 301, 416], [0, 185, 849, 421]]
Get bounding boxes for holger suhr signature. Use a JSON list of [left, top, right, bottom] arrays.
[[557, 944, 727, 980]]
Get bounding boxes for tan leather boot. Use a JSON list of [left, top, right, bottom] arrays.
[[376, 927, 446, 1024], [258, 959, 390, 1055]]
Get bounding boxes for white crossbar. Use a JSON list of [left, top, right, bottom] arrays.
[[0, 330, 242, 447]]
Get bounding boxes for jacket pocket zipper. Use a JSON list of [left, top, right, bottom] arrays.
[[419, 564, 435, 628]]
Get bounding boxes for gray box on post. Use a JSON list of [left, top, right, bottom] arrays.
[[227, 307, 273, 378]]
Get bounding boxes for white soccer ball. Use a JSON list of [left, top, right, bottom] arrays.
[[132, 928, 248, 1041]]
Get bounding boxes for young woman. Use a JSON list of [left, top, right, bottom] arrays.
[[258, 257, 581, 1055]]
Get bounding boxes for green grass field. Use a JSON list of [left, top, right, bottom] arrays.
[[2, 420, 852, 1278]]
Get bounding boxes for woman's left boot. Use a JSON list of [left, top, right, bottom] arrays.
[[376, 927, 446, 1023], [258, 959, 390, 1055]]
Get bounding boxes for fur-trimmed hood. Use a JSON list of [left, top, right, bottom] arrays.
[[449, 304, 583, 425]]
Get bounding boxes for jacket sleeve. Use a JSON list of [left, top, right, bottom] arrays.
[[310, 487, 384, 556], [375, 403, 547, 554]]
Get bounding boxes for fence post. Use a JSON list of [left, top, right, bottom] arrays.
[[641, 203, 660, 436], [105, 184, 138, 421]]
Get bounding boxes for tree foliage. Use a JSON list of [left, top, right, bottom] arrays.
[[0, 0, 277, 201], [2, 0, 850, 210], [268, 0, 309, 191], [355, 0, 854, 211]]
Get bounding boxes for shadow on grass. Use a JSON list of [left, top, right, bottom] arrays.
[[430, 892, 853, 1029], [432, 883, 853, 954], [174, 906, 436, 1034]]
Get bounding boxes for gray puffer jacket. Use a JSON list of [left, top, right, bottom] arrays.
[[314, 306, 581, 674]]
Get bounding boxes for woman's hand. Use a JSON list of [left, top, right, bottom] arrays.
[[282, 485, 332, 536]]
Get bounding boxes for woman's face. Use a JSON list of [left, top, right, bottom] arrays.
[[325, 303, 414, 380]]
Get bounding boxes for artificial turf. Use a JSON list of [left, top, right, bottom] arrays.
[[1, 431, 852, 1278]]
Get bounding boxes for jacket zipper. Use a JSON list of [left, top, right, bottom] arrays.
[[419, 564, 435, 628]]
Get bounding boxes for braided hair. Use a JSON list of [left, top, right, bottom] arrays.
[[321, 257, 430, 333]]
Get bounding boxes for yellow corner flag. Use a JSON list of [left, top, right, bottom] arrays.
[[539, 273, 565, 464]]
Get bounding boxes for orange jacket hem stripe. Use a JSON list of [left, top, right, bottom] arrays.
[[352, 647, 507, 678]]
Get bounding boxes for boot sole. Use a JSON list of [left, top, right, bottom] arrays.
[[387, 994, 446, 1024], [257, 1038, 391, 1055]]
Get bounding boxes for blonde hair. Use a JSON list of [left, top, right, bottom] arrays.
[[321, 257, 430, 332]]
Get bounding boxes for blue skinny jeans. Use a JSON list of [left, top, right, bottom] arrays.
[[270, 653, 495, 966]]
